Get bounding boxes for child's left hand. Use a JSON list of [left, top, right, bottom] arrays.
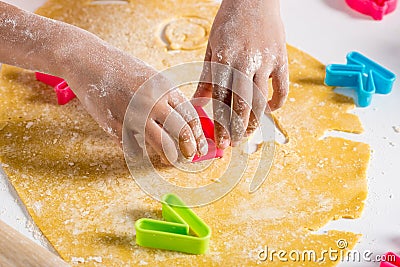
[[193, 0, 289, 148]]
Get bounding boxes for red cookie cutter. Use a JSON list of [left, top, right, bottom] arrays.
[[192, 106, 224, 163], [35, 72, 76, 105], [345, 0, 398, 20], [381, 252, 400, 267]]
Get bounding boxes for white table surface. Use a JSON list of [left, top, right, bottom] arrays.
[[1, 1, 399, 266]]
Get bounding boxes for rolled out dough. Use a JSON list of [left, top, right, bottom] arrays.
[[0, 0, 369, 266]]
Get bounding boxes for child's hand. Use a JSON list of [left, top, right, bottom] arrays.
[[62, 44, 208, 164], [0, 2, 207, 164], [193, 0, 289, 148]]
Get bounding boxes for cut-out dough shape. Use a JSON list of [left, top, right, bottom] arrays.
[[0, 0, 369, 266], [163, 17, 211, 50]]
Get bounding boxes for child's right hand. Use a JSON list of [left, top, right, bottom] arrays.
[[61, 41, 208, 164], [0, 2, 207, 163]]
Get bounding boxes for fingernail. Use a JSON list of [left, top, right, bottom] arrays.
[[218, 138, 230, 149], [199, 138, 208, 155]]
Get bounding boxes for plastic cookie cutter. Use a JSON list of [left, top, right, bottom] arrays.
[[380, 252, 400, 267], [35, 72, 76, 105], [324, 51, 396, 107], [345, 0, 397, 20], [135, 193, 211, 254], [192, 106, 224, 162]]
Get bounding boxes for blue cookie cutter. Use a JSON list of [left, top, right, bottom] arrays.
[[324, 51, 396, 107]]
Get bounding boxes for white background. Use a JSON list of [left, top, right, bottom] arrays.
[[0, 1, 399, 266]]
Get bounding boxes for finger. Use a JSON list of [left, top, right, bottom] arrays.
[[248, 72, 268, 135], [169, 90, 208, 157], [192, 42, 213, 107], [268, 62, 289, 112], [145, 119, 178, 164], [211, 57, 233, 149], [230, 69, 253, 146], [156, 104, 197, 159]]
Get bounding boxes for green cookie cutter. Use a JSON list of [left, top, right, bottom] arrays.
[[135, 193, 211, 254]]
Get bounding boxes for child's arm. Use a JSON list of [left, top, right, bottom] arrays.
[[193, 0, 288, 148], [0, 2, 207, 163]]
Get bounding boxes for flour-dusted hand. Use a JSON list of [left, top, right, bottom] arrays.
[[0, 2, 207, 163], [193, 0, 289, 148], [64, 45, 208, 164]]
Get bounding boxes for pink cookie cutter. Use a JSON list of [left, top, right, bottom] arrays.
[[192, 106, 224, 163], [381, 252, 400, 267], [35, 72, 76, 105], [345, 0, 398, 20]]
